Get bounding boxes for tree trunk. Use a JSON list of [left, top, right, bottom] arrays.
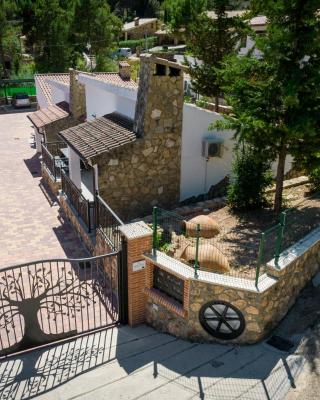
[[215, 96, 219, 113], [274, 143, 287, 213]]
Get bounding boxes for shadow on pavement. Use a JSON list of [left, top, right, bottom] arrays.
[[0, 324, 307, 400]]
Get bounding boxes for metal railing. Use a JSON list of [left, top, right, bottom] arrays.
[[61, 170, 95, 232], [153, 195, 320, 286], [0, 252, 122, 358], [256, 193, 320, 283], [152, 207, 261, 282], [95, 194, 124, 251], [41, 142, 68, 181]]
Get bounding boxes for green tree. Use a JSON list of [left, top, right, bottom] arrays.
[[162, 0, 207, 30], [216, 1, 320, 212], [0, 0, 19, 78], [187, 1, 246, 111], [72, 0, 122, 71], [227, 145, 272, 210]]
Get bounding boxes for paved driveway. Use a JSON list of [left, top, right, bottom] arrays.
[[0, 112, 88, 268], [0, 324, 307, 400]]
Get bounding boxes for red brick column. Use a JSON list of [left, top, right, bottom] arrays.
[[119, 222, 153, 326]]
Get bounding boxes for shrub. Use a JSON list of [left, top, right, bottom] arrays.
[[118, 36, 157, 51], [227, 146, 273, 210], [308, 166, 320, 192]]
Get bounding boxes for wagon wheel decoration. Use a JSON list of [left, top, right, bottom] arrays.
[[199, 300, 245, 340]]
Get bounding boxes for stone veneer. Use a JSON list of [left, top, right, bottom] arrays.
[[59, 194, 95, 254], [143, 228, 320, 344], [44, 115, 78, 144], [41, 163, 61, 195], [94, 56, 184, 221]]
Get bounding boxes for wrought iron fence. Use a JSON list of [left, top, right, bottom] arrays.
[[152, 207, 261, 282], [96, 195, 124, 251], [41, 142, 68, 181], [0, 252, 121, 358], [61, 170, 95, 232]]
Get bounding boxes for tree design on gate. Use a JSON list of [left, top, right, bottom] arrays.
[[0, 264, 96, 356]]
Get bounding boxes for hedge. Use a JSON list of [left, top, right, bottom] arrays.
[[118, 36, 157, 51]]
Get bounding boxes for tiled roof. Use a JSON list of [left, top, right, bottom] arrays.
[[123, 18, 157, 32], [35, 73, 69, 105], [36, 71, 138, 105], [207, 11, 267, 27], [59, 112, 136, 161], [92, 73, 138, 90], [27, 101, 70, 129]]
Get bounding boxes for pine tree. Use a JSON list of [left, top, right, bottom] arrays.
[[187, 1, 245, 111], [216, 1, 320, 212]]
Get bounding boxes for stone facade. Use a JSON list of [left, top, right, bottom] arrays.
[[143, 229, 320, 344], [69, 69, 86, 120], [59, 194, 95, 254], [41, 163, 61, 195], [95, 56, 184, 221], [124, 19, 158, 40], [43, 115, 78, 144]]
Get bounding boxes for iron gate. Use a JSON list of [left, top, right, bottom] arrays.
[[0, 251, 127, 358]]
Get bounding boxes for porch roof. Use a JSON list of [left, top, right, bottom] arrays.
[[59, 112, 136, 161], [27, 101, 70, 129]]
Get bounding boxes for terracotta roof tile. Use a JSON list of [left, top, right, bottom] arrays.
[[35, 71, 138, 106], [35, 73, 69, 106], [59, 112, 136, 161], [27, 101, 70, 129]]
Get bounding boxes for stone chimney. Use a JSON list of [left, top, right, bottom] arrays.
[[118, 61, 131, 80], [69, 69, 86, 120], [134, 17, 140, 26], [133, 54, 185, 139]]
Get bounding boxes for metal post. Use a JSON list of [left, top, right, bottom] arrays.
[[194, 224, 200, 279], [152, 207, 158, 255], [274, 211, 286, 268], [255, 232, 265, 287]]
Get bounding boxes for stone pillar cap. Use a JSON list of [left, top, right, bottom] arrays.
[[119, 221, 152, 240]]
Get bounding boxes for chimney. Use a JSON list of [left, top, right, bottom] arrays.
[[134, 17, 140, 26], [69, 69, 86, 120], [118, 61, 131, 80], [133, 55, 184, 139]]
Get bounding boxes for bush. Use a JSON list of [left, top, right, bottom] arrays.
[[308, 166, 320, 192], [227, 146, 273, 210], [118, 36, 157, 51]]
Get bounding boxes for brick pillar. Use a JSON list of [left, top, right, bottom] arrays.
[[119, 222, 153, 326]]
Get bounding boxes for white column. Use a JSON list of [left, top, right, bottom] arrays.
[[94, 164, 99, 193], [68, 146, 81, 189], [35, 128, 43, 153]]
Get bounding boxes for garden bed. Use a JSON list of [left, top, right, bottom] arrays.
[[156, 183, 320, 279]]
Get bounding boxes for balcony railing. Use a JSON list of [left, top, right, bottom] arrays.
[[61, 169, 95, 232], [41, 142, 68, 181]]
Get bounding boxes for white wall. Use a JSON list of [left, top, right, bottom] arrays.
[[180, 103, 293, 201], [50, 84, 69, 105], [84, 84, 136, 121], [180, 104, 235, 201], [35, 81, 49, 109]]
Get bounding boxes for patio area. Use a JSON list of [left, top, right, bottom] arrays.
[[0, 112, 89, 269]]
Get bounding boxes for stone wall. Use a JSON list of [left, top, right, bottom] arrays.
[[125, 21, 158, 40], [95, 56, 184, 221], [143, 229, 320, 344], [69, 69, 86, 120], [44, 115, 78, 143], [59, 194, 95, 254], [94, 229, 118, 291], [41, 163, 61, 195]]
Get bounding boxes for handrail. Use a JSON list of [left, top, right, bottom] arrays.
[[96, 194, 124, 226], [0, 252, 120, 273]]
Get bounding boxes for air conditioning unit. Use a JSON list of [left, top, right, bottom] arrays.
[[202, 138, 224, 158]]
